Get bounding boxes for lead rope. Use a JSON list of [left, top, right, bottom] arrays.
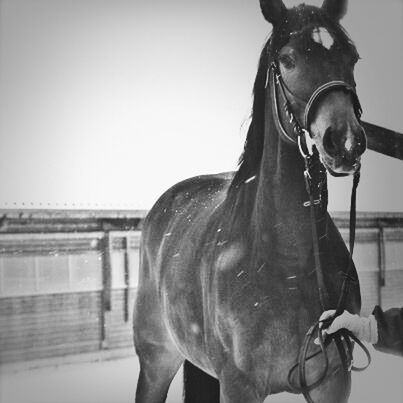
[[288, 168, 371, 403], [329, 171, 371, 373], [303, 156, 329, 311], [335, 172, 360, 315]]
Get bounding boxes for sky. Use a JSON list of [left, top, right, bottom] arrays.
[[0, 0, 402, 211]]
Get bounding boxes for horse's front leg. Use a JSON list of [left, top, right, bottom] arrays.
[[308, 368, 351, 403], [218, 365, 266, 403]]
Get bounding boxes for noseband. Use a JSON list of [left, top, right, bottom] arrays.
[[267, 61, 370, 402], [269, 61, 362, 158]]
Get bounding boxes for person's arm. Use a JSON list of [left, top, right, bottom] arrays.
[[319, 307, 403, 357], [372, 306, 403, 356]]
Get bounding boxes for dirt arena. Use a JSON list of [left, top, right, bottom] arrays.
[[1, 347, 402, 403]]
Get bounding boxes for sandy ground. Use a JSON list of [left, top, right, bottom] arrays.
[[0, 346, 402, 403]]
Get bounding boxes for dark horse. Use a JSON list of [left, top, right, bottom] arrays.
[[133, 0, 367, 401]]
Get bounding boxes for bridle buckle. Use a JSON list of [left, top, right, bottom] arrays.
[[303, 199, 320, 208]]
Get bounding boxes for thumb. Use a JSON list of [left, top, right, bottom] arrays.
[[325, 314, 346, 335], [319, 309, 336, 324]]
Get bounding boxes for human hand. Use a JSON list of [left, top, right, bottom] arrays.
[[315, 309, 378, 344]]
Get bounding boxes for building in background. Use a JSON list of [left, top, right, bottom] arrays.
[[0, 210, 402, 364], [0, 210, 145, 363]]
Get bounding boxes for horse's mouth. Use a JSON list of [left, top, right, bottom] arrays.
[[319, 154, 361, 177]]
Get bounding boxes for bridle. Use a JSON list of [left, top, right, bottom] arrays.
[[269, 60, 363, 155], [268, 60, 371, 402]]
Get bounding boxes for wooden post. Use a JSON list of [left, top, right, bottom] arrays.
[[124, 236, 130, 322], [377, 226, 386, 308], [362, 121, 403, 160], [101, 233, 112, 348]]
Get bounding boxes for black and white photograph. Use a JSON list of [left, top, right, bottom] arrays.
[[0, 0, 402, 402]]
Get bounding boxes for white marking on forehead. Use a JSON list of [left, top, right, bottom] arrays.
[[312, 27, 334, 50]]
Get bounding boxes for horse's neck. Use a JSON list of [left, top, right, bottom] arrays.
[[252, 111, 326, 263]]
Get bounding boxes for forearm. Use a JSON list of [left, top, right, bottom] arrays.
[[372, 305, 403, 356]]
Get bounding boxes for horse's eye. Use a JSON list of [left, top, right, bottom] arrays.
[[279, 54, 296, 70]]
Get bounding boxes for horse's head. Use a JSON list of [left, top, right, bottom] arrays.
[[261, 0, 366, 176]]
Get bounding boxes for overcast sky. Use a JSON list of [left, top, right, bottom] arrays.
[[0, 0, 402, 211]]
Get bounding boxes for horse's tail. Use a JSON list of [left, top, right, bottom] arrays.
[[183, 360, 220, 403]]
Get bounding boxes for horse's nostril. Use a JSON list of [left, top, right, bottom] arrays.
[[323, 127, 338, 156]]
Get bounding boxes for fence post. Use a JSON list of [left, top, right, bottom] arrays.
[[377, 226, 386, 307], [101, 233, 112, 348]]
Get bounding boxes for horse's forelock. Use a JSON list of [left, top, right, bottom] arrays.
[[271, 5, 356, 55]]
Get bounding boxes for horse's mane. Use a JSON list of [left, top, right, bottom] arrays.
[[228, 40, 272, 192], [226, 4, 358, 197]]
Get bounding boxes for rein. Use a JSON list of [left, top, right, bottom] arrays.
[[268, 62, 371, 402]]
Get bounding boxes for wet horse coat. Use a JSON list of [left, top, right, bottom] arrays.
[[133, 1, 366, 402]]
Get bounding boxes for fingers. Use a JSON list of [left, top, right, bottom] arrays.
[[325, 314, 346, 334], [314, 333, 325, 345], [314, 326, 329, 346], [319, 309, 336, 322], [315, 310, 361, 345], [314, 319, 338, 345], [314, 336, 325, 345], [315, 310, 337, 345], [318, 309, 336, 329]]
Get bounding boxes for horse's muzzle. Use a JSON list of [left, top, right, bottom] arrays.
[[321, 124, 366, 175]]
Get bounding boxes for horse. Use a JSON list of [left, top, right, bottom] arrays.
[[133, 0, 367, 402]]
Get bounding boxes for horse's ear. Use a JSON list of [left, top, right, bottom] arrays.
[[322, 0, 348, 21], [260, 0, 287, 25]]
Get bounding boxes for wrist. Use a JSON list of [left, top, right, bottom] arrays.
[[356, 314, 378, 344], [368, 314, 378, 344]]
